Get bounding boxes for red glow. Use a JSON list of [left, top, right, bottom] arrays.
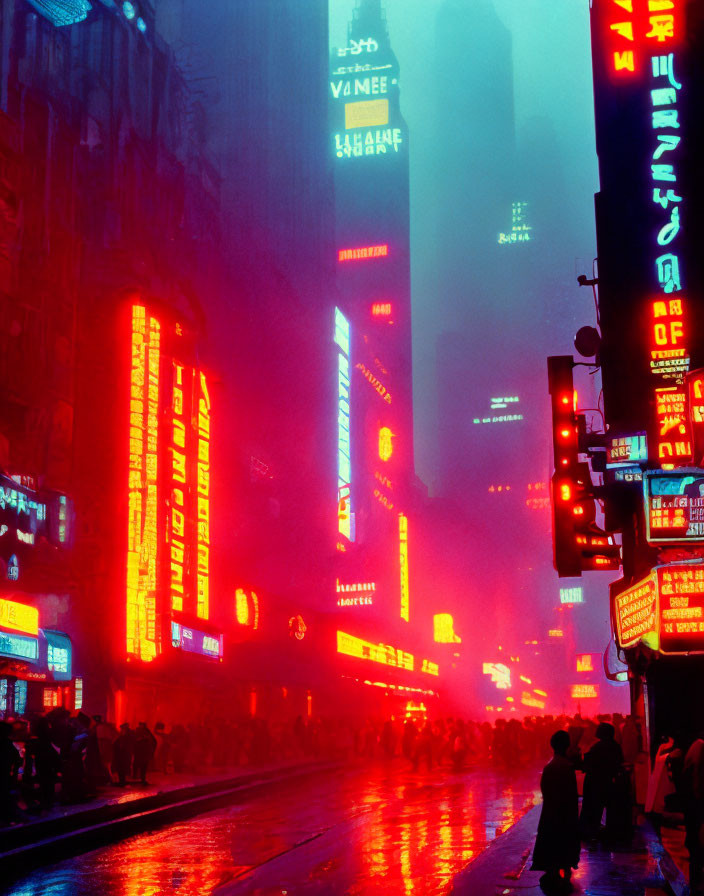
[[559, 483, 572, 501], [372, 302, 392, 317], [576, 654, 595, 672], [338, 244, 388, 262], [599, 0, 683, 81], [571, 683, 598, 699]]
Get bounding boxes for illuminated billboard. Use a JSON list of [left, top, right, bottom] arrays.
[[0, 598, 39, 636], [498, 202, 532, 245], [334, 308, 354, 544], [571, 684, 598, 700], [614, 571, 658, 649], [606, 434, 648, 468], [337, 631, 438, 677], [330, 32, 407, 161], [171, 622, 223, 660], [338, 244, 388, 262], [576, 654, 596, 673], [127, 304, 212, 663], [644, 469, 704, 544], [560, 587, 584, 605]]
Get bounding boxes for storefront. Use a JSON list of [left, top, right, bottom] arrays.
[[0, 596, 79, 719]]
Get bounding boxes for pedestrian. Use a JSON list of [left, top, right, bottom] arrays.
[[112, 722, 133, 786], [154, 722, 170, 773], [683, 732, 704, 894], [0, 721, 21, 825], [579, 721, 624, 840], [531, 729, 580, 893], [133, 722, 157, 784], [24, 717, 59, 810]]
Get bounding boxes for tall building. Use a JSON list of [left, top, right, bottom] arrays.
[[0, 1, 226, 722], [331, 0, 440, 707]]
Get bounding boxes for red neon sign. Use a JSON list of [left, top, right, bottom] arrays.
[[371, 302, 392, 317], [571, 683, 598, 699], [600, 0, 683, 80], [338, 244, 388, 262]]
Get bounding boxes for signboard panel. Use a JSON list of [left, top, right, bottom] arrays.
[[658, 564, 704, 654], [606, 434, 648, 468], [0, 598, 39, 636], [645, 469, 704, 543], [614, 571, 658, 649], [171, 621, 223, 659]]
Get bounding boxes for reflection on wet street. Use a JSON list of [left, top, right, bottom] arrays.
[[3, 763, 540, 896]]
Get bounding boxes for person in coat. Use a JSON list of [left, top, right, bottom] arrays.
[[579, 721, 625, 840], [531, 729, 580, 893]]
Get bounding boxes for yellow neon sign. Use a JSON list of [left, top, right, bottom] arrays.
[[399, 513, 409, 621], [127, 305, 160, 662], [0, 598, 39, 636], [196, 372, 210, 619]]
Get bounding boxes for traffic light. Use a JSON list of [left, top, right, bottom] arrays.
[[548, 357, 621, 576], [549, 357, 582, 576]]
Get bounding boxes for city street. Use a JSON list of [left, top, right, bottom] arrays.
[[3, 762, 541, 895]]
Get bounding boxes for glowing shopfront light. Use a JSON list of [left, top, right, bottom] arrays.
[[0, 598, 39, 636], [433, 613, 461, 643]]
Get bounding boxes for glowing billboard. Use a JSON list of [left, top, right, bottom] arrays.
[[571, 684, 599, 700], [576, 654, 596, 673], [433, 614, 461, 643], [344, 99, 389, 129], [337, 631, 438, 676], [127, 305, 160, 662], [613, 571, 658, 649], [644, 470, 704, 543], [171, 622, 222, 659], [127, 304, 211, 662], [560, 587, 584, 605], [0, 598, 39, 636]]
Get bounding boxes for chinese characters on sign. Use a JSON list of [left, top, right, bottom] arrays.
[[614, 571, 658, 648], [645, 471, 704, 543], [659, 564, 704, 652], [335, 309, 354, 546]]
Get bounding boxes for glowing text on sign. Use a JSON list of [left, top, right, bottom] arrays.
[[399, 513, 409, 621], [614, 571, 658, 649], [0, 599, 38, 636], [196, 373, 211, 619]]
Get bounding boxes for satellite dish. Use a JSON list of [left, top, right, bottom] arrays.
[[574, 326, 601, 359]]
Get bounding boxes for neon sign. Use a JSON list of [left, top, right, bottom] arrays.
[[644, 470, 704, 543], [378, 426, 394, 462], [235, 588, 260, 629], [335, 308, 354, 543], [606, 434, 648, 467], [356, 362, 392, 404], [0, 631, 38, 662], [196, 373, 211, 619], [483, 662, 511, 689], [614, 570, 658, 648], [169, 363, 187, 614], [127, 305, 160, 662], [371, 303, 392, 317], [399, 513, 410, 621], [560, 587, 584, 605], [433, 613, 461, 643], [171, 621, 223, 659], [338, 245, 388, 262], [659, 564, 704, 653], [498, 202, 532, 245], [571, 683, 599, 699], [336, 580, 376, 607], [0, 598, 39, 636], [577, 654, 596, 672], [337, 631, 415, 672], [521, 692, 545, 710]]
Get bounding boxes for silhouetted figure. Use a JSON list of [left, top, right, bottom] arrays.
[[112, 723, 134, 786], [0, 721, 21, 824], [683, 733, 704, 894], [531, 730, 580, 893], [24, 718, 59, 809], [580, 722, 624, 840], [402, 720, 417, 761], [133, 722, 157, 784]]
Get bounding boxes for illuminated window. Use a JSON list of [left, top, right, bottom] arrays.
[[235, 588, 260, 629], [14, 680, 27, 715]]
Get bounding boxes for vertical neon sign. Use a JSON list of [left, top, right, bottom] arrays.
[[170, 363, 186, 613], [335, 308, 353, 543], [399, 512, 409, 621], [196, 372, 210, 619], [127, 305, 160, 662]]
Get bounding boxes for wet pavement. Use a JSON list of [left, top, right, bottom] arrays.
[[2, 761, 541, 895]]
